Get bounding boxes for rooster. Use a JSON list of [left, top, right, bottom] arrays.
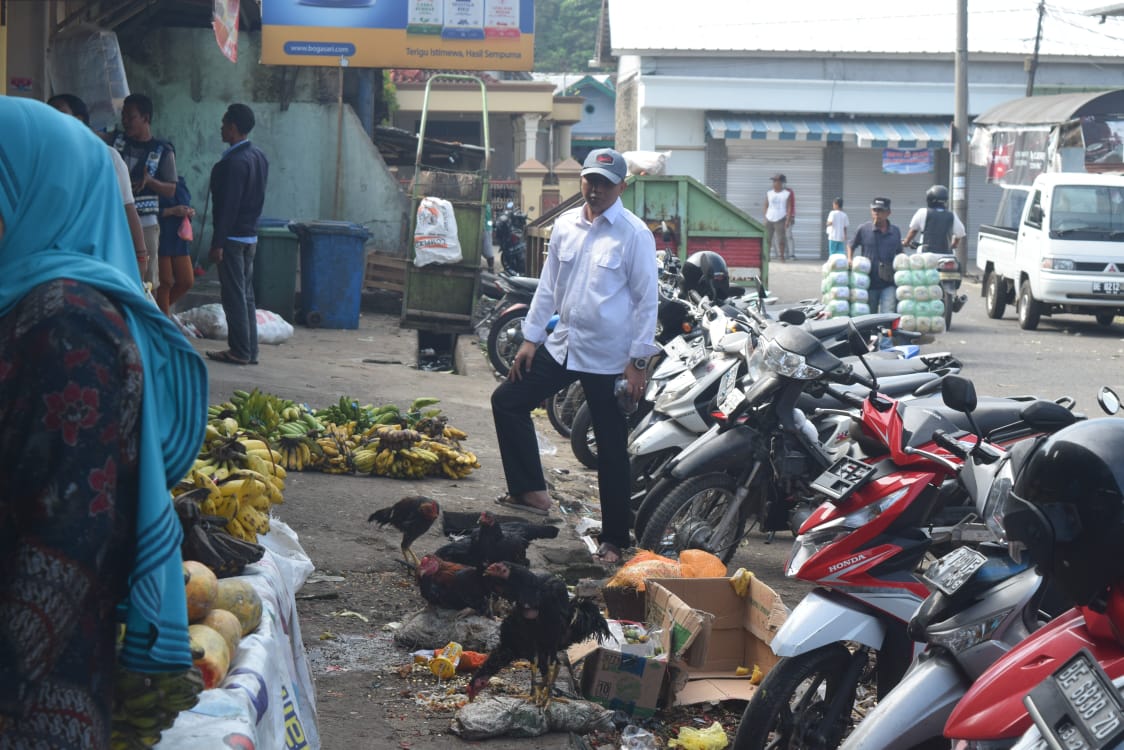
[[368, 496, 440, 566], [415, 554, 491, 615], [435, 511, 558, 568], [467, 561, 610, 707]]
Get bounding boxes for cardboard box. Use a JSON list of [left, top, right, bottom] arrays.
[[647, 576, 788, 705], [567, 587, 711, 717]]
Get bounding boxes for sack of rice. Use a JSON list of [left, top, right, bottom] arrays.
[[909, 253, 927, 270], [912, 285, 931, 302], [850, 287, 869, 303], [850, 302, 871, 317], [930, 316, 946, 334], [850, 272, 871, 290], [893, 253, 912, 271], [894, 270, 914, 287], [825, 254, 850, 272], [851, 255, 872, 274], [895, 285, 914, 301]]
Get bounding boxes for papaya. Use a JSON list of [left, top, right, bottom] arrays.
[[199, 608, 242, 656], [189, 623, 231, 689], [213, 578, 263, 636], [183, 560, 219, 623]]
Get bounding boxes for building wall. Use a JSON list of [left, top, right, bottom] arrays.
[[120, 29, 408, 253], [572, 86, 615, 138]]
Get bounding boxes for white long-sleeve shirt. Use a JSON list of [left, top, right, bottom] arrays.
[[522, 198, 660, 374]]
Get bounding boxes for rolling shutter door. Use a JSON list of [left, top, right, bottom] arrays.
[[965, 165, 1001, 262], [726, 141, 824, 259], [842, 147, 935, 236]]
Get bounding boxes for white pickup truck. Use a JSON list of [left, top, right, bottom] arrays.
[[976, 172, 1124, 330]]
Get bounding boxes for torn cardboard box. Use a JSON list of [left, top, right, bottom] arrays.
[[648, 575, 788, 706]]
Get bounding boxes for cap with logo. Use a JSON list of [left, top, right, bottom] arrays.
[[870, 197, 892, 211], [581, 148, 628, 185]]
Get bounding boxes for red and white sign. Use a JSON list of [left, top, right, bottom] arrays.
[[213, 0, 239, 63]]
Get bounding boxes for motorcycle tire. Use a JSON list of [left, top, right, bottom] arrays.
[[546, 382, 585, 439], [569, 402, 598, 469], [486, 307, 527, 378], [632, 475, 673, 538], [733, 644, 856, 750], [639, 472, 744, 563]]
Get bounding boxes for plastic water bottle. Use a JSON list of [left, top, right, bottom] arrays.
[[614, 376, 638, 415], [428, 641, 463, 679]]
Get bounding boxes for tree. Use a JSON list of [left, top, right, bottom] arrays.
[[533, 0, 602, 72]]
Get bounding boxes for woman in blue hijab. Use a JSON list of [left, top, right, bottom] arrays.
[[0, 98, 208, 747]]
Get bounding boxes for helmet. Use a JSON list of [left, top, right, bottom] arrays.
[[1004, 419, 1124, 606], [926, 185, 950, 208], [680, 251, 731, 301]]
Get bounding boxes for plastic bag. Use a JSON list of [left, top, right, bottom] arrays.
[[851, 255, 872, 274], [177, 303, 228, 339], [930, 316, 947, 334], [923, 252, 942, 270], [622, 150, 671, 176], [897, 300, 916, 316], [929, 298, 946, 316], [256, 309, 294, 344], [895, 286, 913, 301], [178, 215, 194, 241], [914, 301, 933, 317], [893, 253, 912, 271], [924, 269, 941, 285], [850, 272, 870, 290], [825, 271, 850, 287], [916, 317, 933, 333], [909, 253, 927, 270], [413, 196, 462, 267], [850, 302, 871, 316], [899, 315, 917, 331], [825, 254, 849, 272], [849, 288, 869, 303], [928, 285, 943, 301], [452, 696, 613, 740], [827, 286, 850, 301], [826, 299, 851, 317], [668, 721, 730, 749], [912, 285, 932, 302], [893, 270, 913, 287]]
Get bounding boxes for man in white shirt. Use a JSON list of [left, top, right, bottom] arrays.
[[763, 173, 794, 262], [902, 184, 966, 254], [491, 148, 659, 563]]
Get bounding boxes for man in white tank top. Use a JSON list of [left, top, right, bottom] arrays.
[[763, 173, 793, 262]]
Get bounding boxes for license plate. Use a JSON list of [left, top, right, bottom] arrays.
[[1026, 650, 1124, 750], [716, 365, 739, 406], [921, 546, 988, 595], [1094, 281, 1122, 295], [719, 387, 745, 417]]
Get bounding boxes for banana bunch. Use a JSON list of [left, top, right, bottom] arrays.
[[419, 439, 480, 479], [316, 423, 358, 475], [274, 413, 324, 471], [174, 489, 265, 577], [371, 443, 441, 479], [110, 667, 204, 750], [230, 389, 281, 436], [179, 436, 286, 543]]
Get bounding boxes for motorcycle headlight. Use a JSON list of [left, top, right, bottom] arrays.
[[762, 338, 824, 380], [982, 459, 1016, 544], [837, 488, 910, 528], [746, 347, 767, 383], [929, 609, 1014, 654], [786, 524, 851, 577], [655, 370, 697, 411]]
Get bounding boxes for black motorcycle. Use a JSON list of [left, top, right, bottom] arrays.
[[493, 202, 528, 276]]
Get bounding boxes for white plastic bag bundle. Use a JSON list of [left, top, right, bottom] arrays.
[[928, 285, 943, 300], [850, 272, 871, 290], [896, 286, 914, 301], [899, 315, 917, 331], [413, 196, 462, 266], [915, 301, 933, 317], [851, 255, 872, 274], [930, 316, 947, 334], [178, 303, 227, 339], [850, 288, 869, 303], [923, 252, 942, 270], [930, 298, 946, 317], [850, 302, 871, 316], [916, 317, 933, 333], [894, 270, 913, 287], [825, 254, 850, 272], [909, 253, 927, 270], [913, 286, 932, 302], [256, 310, 295, 344], [826, 299, 851, 317], [622, 150, 672, 176], [897, 299, 917, 316], [827, 286, 851, 301], [825, 271, 850, 287], [893, 254, 912, 271], [924, 269, 941, 285]]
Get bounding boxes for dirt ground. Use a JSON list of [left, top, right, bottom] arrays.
[[196, 277, 816, 749]]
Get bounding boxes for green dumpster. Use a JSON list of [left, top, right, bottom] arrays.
[[253, 220, 300, 323]]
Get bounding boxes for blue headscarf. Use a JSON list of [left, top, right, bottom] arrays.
[[0, 98, 207, 672]]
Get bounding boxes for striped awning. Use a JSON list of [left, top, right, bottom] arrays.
[[706, 116, 951, 149]]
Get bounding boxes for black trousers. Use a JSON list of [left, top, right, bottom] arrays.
[[491, 347, 631, 549]]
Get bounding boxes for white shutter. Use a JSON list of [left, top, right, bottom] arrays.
[[842, 147, 935, 239], [965, 165, 1001, 262], [726, 141, 824, 259]]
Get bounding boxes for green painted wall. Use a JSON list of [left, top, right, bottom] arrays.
[[119, 29, 408, 253]]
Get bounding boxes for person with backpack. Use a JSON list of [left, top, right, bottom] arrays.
[[902, 184, 966, 254]]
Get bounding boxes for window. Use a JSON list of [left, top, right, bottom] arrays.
[[994, 187, 1029, 230], [1024, 191, 1043, 229], [585, 103, 596, 115], [1049, 185, 1124, 235]]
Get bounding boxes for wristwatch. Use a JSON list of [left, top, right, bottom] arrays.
[[631, 357, 649, 371]]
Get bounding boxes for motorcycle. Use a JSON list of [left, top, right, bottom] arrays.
[[733, 358, 1078, 750], [838, 377, 1080, 750], [493, 201, 527, 276]]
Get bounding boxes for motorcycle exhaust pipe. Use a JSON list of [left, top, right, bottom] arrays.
[[952, 294, 968, 313]]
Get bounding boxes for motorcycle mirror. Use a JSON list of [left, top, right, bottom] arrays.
[[940, 375, 978, 414], [1098, 386, 1121, 415], [778, 308, 806, 325], [846, 320, 880, 390]]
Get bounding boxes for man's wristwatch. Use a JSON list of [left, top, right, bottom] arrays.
[[631, 357, 649, 371]]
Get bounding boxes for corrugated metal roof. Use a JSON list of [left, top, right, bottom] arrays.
[[608, 0, 1124, 57], [974, 89, 1124, 124]]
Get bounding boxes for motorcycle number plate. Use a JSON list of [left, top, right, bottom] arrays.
[[1093, 281, 1122, 296], [716, 365, 739, 407], [1026, 649, 1124, 750], [719, 387, 745, 417], [921, 546, 987, 596]]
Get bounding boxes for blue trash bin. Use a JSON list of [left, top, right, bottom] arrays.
[[289, 220, 371, 329]]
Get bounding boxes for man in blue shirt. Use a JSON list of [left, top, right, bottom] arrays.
[[850, 197, 903, 314], [206, 104, 269, 366]]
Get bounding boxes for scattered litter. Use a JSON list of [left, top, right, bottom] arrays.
[[451, 696, 614, 740], [580, 535, 600, 555], [382, 622, 401, 632], [415, 687, 468, 712], [363, 358, 404, 365], [536, 430, 557, 456], [320, 631, 337, 641], [667, 720, 729, 749], [574, 517, 602, 536], [306, 573, 347, 584], [620, 724, 658, 749], [330, 610, 370, 623], [393, 607, 499, 651], [551, 468, 570, 475]]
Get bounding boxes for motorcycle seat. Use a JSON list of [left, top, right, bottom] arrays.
[[842, 355, 932, 377], [505, 276, 539, 294], [805, 313, 900, 340], [797, 372, 939, 412], [899, 397, 1042, 448]]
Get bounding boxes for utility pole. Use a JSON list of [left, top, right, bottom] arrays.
[[953, 0, 969, 270], [1026, 0, 1045, 97]]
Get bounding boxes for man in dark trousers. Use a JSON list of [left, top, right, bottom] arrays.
[[206, 104, 269, 366], [490, 148, 659, 563], [850, 196, 903, 314]]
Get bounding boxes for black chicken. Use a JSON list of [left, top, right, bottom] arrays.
[[368, 496, 440, 566], [467, 561, 610, 706], [415, 554, 491, 615], [435, 511, 558, 568]]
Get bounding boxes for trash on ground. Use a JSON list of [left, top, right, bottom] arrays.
[[667, 720, 729, 749], [393, 607, 499, 651], [329, 609, 369, 622], [450, 696, 614, 740]]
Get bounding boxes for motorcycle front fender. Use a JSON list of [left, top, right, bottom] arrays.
[[629, 420, 698, 457], [668, 425, 757, 479], [839, 651, 969, 750], [771, 590, 888, 658]]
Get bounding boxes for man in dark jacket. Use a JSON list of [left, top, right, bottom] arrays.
[[207, 104, 269, 365], [850, 197, 903, 314]]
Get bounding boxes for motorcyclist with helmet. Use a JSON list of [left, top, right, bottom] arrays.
[[679, 250, 733, 302], [902, 185, 966, 254]]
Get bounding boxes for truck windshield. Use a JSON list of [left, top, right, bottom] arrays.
[[1050, 185, 1124, 236]]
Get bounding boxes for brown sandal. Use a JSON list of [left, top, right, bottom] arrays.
[[494, 494, 551, 516]]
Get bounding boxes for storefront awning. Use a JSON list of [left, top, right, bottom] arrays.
[[706, 116, 951, 149]]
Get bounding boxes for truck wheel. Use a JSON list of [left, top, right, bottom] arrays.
[[1096, 312, 1116, 327], [985, 273, 1007, 319], [1017, 280, 1042, 331]]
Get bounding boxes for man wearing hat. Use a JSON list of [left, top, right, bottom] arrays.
[[850, 197, 904, 313], [763, 174, 794, 261], [491, 148, 659, 564]]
